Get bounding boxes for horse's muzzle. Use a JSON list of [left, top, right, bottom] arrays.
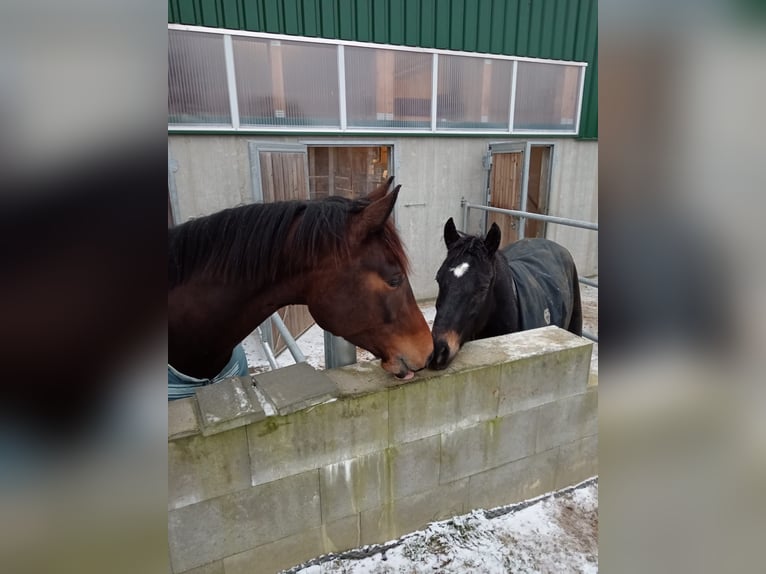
[[430, 331, 460, 369], [430, 340, 451, 369]]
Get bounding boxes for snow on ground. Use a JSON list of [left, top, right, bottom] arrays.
[[286, 480, 598, 574]]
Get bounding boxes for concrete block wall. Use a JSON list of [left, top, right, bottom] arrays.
[[168, 327, 597, 574]]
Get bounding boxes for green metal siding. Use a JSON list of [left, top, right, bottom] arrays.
[[169, 0, 598, 139]]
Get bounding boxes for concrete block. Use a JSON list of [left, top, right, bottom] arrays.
[[247, 392, 388, 486], [360, 478, 468, 546], [320, 451, 389, 523], [497, 345, 591, 418], [168, 397, 201, 440], [168, 470, 320, 573], [319, 436, 442, 523], [440, 407, 539, 484], [325, 360, 397, 397], [389, 435, 442, 500], [169, 427, 251, 510], [459, 327, 590, 370], [176, 560, 223, 574], [551, 341, 593, 398], [222, 515, 359, 574], [388, 364, 502, 445], [254, 362, 339, 416], [495, 330, 592, 417], [555, 435, 598, 491], [536, 389, 598, 454], [466, 448, 559, 511], [322, 514, 361, 554], [195, 377, 265, 437]]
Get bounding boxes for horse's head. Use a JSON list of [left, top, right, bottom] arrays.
[[430, 218, 501, 369], [304, 178, 433, 380]]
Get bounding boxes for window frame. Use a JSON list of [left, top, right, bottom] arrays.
[[168, 24, 588, 136]]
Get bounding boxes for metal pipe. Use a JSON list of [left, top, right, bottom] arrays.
[[461, 196, 468, 232], [324, 331, 357, 369], [270, 312, 307, 363], [582, 331, 598, 343], [578, 277, 599, 288], [518, 142, 531, 239], [256, 327, 278, 370], [463, 202, 598, 231]]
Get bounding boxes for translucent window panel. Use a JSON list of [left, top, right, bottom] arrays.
[[437, 55, 512, 130], [345, 47, 432, 129], [234, 38, 339, 127], [168, 30, 231, 125], [514, 62, 582, 131]]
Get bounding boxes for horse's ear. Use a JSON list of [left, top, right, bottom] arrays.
[[367, 176, 395, 202], [357, 184, 400, 235], [485, 222, 501, 257], [444, 217, 460, 248]]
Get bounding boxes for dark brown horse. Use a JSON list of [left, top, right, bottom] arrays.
[[430, 218, 582, 369], [168, 178, 433, 394]]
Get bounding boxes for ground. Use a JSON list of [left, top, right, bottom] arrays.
[[285, 480, 598, 574]]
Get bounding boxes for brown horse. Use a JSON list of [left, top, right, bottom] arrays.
[[168, 177, 433, 394]]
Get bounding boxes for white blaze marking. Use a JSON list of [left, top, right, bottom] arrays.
[[450, 262, 470, 278]]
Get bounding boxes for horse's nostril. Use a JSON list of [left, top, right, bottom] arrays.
[[425, 351, 434, 367], [430, 340, 450, 369]]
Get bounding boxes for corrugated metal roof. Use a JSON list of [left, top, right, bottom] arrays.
[[168, 0, 598, 139]]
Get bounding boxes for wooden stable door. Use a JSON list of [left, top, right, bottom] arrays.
[[248, 142, 315, 355], [487, 149, 524, 248], [486, 143, 552, 249]]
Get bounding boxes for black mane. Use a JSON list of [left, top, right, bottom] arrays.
[[168, 196, 408, 288]]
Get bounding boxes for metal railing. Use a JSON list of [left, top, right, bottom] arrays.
[[256, 312, 307, 371], [461, 198, 598, 343]]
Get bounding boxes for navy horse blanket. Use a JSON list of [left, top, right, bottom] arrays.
[[504, 238, 582, 335], [167, 343, 249, 400]]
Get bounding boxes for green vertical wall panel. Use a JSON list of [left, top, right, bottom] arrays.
[[539, 0, 554, 59], [372, 0, 387, 43], [318, 0, 337, 37], [283, 0, 302, 35], [199, 0, 221, 27], [488, 0, 505, 54], [338, 0, 354, 40], [462, 0, 479, 53], [434, 1, 450, 49], [177, 0, 197, 24], [419, 0, 434, 47], [168, 0, 598, 138], [550, 0, 566, 60], [475, 0, 491, 54], [529, 0, 544, 56], [239, 0, 257, 30], [389, 0, 405, 45], [354, 0, 371, 41], [263, 0, 282, 32], [404, 0, 420, 47], [574, 0, 591, 62], [502, 0, 518, 55], [302, 0, 318, 36], [220, 0, 241, 28], [515, 0, 530, 55]]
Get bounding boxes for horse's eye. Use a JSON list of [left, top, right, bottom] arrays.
[[387, 275, 404, 288]]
